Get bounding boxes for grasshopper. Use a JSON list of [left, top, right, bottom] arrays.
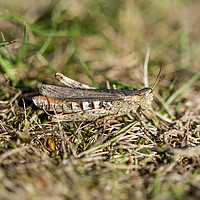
[[33, 69, 162, 121]]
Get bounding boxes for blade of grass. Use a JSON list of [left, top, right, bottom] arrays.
[[0, 55, 18, 83], [77, 121, 138, 158], [39, 5, 62, 55], [0, 32, 16, 62], [149, 170, 162, 198], [166, 74, 200, 105], [80, 60, 99, 88], [16, 25, 28, 61]]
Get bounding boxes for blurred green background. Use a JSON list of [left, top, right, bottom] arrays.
[[1, 0, 200, 89]]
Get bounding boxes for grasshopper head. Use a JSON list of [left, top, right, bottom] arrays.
[[139, 87, 153, 111], [138, 66, 163, 112]]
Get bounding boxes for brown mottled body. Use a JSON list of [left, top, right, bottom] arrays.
[[33, 73, 154, 121]]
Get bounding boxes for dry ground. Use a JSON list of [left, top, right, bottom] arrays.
[[0, 0, 200, 199]]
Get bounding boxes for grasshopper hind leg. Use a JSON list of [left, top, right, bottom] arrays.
[[55, 73, 95, 89], [51, 109, 117, 122]]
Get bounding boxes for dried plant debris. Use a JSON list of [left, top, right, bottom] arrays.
[[0, 70, 200, 199], [1, 0, 200, 199]]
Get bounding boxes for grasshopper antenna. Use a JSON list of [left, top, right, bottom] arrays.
[[151, 66, 164, 91]]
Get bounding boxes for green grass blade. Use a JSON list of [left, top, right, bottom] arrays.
[[16, 25, 28, 61], [0, 55, 18, 83], [166, 74, 200, 105], [80, 60, 99, 88], [77, 121, 138, 158], [0, 32, 16, 62]]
